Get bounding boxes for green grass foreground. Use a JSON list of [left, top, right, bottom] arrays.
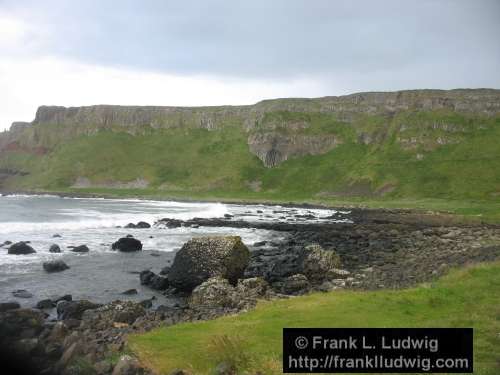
[[128, 262, 500, 375]]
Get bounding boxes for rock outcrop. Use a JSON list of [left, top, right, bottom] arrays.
[[168, 236, 250, 291], [112, 237, 143, 252]]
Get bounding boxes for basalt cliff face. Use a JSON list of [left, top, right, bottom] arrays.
[[1, 89, 499, 199]]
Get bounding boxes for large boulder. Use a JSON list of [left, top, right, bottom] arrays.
[[8, 242, 36, 255], [43, 260, 70, 273], [112, 237, 143, 252], [189, 277, 236, 310], [81, 301, 146, 329], [168, 236, 250, 291], [302, 244, 341, 281]]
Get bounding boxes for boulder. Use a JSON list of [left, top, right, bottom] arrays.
[[302, 244, 341, 281], [71, 245, 89, 253], [57, 300, 100, 320], [139, 270, 169, 290], [0, 301, 20, 312], [8, 242, 36, 255], [49, 244, 61, 253], [168, 236, 250, 291], [1, 240, 13, 247], [189, 277, 236, 309], [112, 237, 143, 252], [43, 260, 70, 273]]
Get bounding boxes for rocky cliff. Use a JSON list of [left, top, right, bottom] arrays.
[[1, 89, 499, 199]]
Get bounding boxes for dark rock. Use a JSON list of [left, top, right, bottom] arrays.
[[136, 221, 151, 228], [0, 301, 20, 312], [168, 236, 250, 291], [126, 234, 134, 238], [122, 288, 138, 295], [253, 241, 267, 247], [49, 244, 61, 253], [0, 308, 46, 339], [8, 242, 36, 255], [139, 270, 169, 290], [139, 299, 153, 309], [159, 266, 170, 275], [112, 237, 143, 252], [156, 218, 184, 228], [12, 289, 33, 298], [57, 300, 100, 320], [71, 245, 89, 253], [54, 294, 72, 303], [36, 299, 55, 309], [52, 234, 62, 238], [43, 260, 70, 273], [1, 240, 13, 247], [125, 223, 136, 228]]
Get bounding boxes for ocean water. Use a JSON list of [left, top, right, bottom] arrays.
[[0, 195, 349, 306]]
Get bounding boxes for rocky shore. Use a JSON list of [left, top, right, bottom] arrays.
[[1, 208, 499, 375]]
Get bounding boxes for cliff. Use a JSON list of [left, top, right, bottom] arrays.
[[1, 89, 499, 200]]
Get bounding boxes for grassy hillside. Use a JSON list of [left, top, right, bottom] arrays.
[[1, 108, 499, 204], [128, 262, 500, 375]]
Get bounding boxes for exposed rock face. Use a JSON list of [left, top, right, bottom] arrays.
[[302, 244, 341, 281], [8, 242, 36, 255], [112, 237, 143, 252], [168, 236, 250, 291], [2, 89, 499, 171], [248, 133, 339, 167]]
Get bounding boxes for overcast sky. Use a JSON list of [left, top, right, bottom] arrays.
[[1, 0, 499, 130]]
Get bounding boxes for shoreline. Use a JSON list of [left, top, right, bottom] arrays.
[[2, 188, 497, 228]]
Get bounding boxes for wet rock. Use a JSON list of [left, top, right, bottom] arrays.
[[139, 299, 153, 309], [125, 221, 151, 229], [139, 270, 169, 290], [168, 236, 250, 291], [12, 289, 33, 298], [49, 244, 62, 253], [43, 260, 70, 273], [253, 241, 267, 247], [54, 294, 73, 303], [1, 240, 13, 247], [122, 288, 138, 295], [52, 234, 62, 238], [156, 218, 184, 228], [57, 300, 101, 320], [0, 301, 20, 312], [71, 245, 89, 253], [8, 241, 36, 255], [36, 299, 55, 309], [112, 237, 143, 252], [159, 266, 170, 275]]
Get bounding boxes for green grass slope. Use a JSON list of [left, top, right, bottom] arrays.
[[128, 262, 500, 375], [1, 109, 499, 215]]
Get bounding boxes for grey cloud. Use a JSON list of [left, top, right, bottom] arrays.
[[2, 0, 500, 86]]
